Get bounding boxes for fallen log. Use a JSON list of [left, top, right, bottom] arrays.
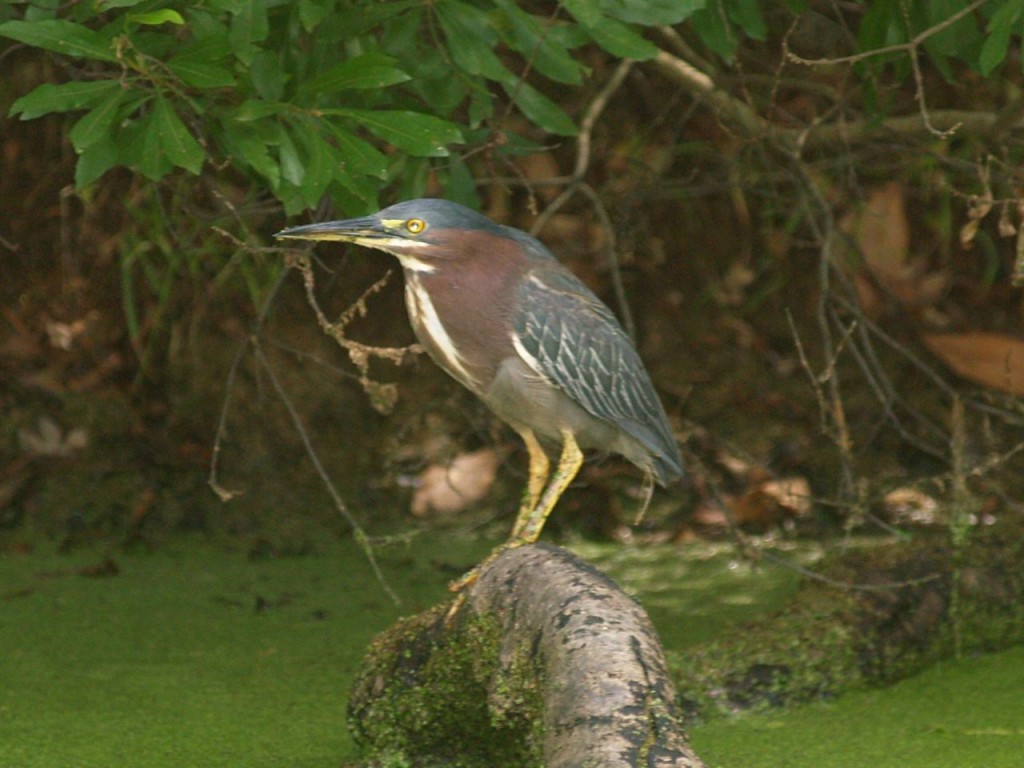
[[348, 543, 704, 768], [674, 517, 1024, 717]]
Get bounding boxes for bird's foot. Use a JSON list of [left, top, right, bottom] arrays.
[[447, 564, 482, 594], [447, 539, 527, 593], [444, 591, 467, 623], [444, 539, 532, 623]]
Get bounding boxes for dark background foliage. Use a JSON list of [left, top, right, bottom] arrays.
[[2, 0, 1023, 548]]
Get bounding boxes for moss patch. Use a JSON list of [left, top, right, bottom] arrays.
[[349, 604, 545, 767]]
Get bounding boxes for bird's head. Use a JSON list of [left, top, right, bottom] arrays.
[[275, 198, 526, 274]]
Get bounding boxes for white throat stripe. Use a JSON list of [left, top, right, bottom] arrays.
[[405, 277, 477, 389]]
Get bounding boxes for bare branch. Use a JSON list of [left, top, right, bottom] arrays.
[[786, 0, 988, 68], [529, 59, 638, 340]]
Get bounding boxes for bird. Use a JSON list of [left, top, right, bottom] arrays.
[[276, 199, 683, 588]]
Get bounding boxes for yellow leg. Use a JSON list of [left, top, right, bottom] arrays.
[[512, 428, 583, 544], [510, 428, 550, 540], [448, 428, 580, 594]]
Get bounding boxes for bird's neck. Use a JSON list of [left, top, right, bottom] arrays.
[[402, 253, 523, 395]]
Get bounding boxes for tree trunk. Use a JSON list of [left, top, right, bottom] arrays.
[[348, 543, 704, 768]]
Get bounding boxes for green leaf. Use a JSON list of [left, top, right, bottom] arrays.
[[327, 125, 389, 179], [981, 27, 1013, 74], [468, 87, 495, 127], [0, 20, 117, 62], [250, 49, 287, 100], [924, 0, 982, 60], [585, 16, 658, 60], [128, 9, 185, 26], [858, 1, 906, 51], [75, 132, 120, 188], [728, 0, 766, 41], [434, 1, 504, 78], [441, 155, 477, 206], [228, 1, 268, 64], [690, 2, 737, 61], [495, 0, 585, 84], [298, 0, 332, 31], [167, 57, 237, 88], [152, 97, 204, 174], [125, 109, 169, 180], [95, 0, 152, 9], [294, 128, 333, 206], [502, 80, 577, 136], [329, 169, 380, 210], [331, 109, 464, 156], [69, 88, 126, 152], [981, 0, 1024, 75], [172, 31, 233, 64], [221, 123, 280, 188], [305, 54, 411, 94], [276, 123, 304, 186], [561, 0, 602, 27], [597, 0, 705, 25], [235, 100, 286, 121], [10, 80, 120, 120]]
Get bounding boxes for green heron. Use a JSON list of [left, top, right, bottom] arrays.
[[277, 199, 682, 584]]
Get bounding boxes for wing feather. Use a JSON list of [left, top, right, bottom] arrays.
[[514, 266, 682, 482]]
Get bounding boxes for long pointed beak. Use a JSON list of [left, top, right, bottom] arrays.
[[274, 216, 384, 243]]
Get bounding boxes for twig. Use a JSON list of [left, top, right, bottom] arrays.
[[288, 251, 423, 413], [652, 49, 776, 143], [208, 265, 289, 502], [786, 309, 858, 460], [252, 338, 402, 607], [834, 304, 947, 460], [530, 59, 637, 340], [786, 0, 987, 138], [208, 246, 405, 605], [760, 549, 942, 592], [786, 0, 988, 68]]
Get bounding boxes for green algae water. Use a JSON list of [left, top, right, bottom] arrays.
[[0, 536, 459, 767], [689, 646, 1024, 768], [584, 540, 1024, 768], [1, 535, 1020, 767]]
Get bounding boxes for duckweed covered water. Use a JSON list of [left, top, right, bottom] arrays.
[[689, 646, 1024, 768], [0, 536, 461, 767], [589, 540, 1024, 768], [1, 534, 1020, 767]]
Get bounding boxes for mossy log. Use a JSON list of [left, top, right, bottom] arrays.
[[348, 543, 704, 768], [674, 518, 1024, 718]]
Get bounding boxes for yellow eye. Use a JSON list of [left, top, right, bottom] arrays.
[[405, 218, 427, 235]]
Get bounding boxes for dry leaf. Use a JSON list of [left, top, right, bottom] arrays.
[[958, 193, 991, 247], [411, 448, 501, 517], [848, 182, 910, 278], [757, 477, 812, 517], [18, 417, 88, 457], [840, 183, 948, 314], [44, 314, 94, 351], [922, 331, 1024, 395], [883, 487, 938, 526], [728, 476, 812, 529], [514, 152, 563, 203], [712, 263, 756, 307]]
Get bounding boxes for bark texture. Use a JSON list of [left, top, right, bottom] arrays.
[[349, 543, 703, 768]]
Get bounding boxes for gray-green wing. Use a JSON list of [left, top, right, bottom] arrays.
[[514, 266, 683, 484]]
